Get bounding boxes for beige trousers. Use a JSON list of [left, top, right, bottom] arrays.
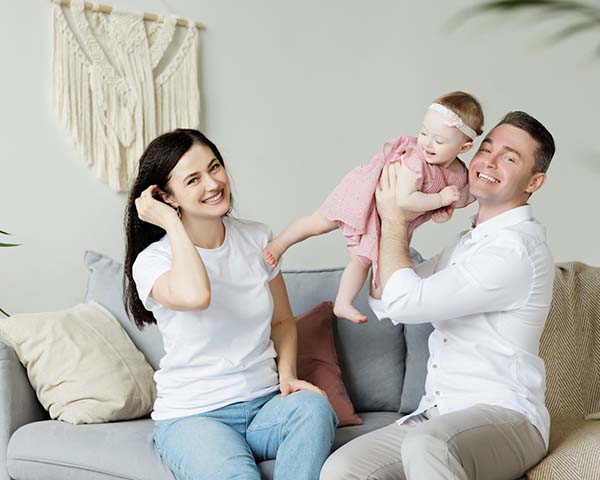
[[320, 404, 546, 480]]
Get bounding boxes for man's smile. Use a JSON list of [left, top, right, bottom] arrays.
[[476, 172, 500, 184]]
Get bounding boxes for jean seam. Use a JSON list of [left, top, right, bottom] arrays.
[[247, 420, 283, 432], [244, 401, 250, 431], [158, 447, 193, 480]]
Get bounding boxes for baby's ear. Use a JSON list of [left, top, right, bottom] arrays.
[[459, 141, 473, 153]]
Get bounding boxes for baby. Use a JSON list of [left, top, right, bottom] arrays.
[[264, 91, 484, 323]]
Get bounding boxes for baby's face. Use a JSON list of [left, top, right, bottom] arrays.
[[416, 110, 470, 168]]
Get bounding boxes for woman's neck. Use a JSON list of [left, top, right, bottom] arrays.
[[182, 216, 226, 249]]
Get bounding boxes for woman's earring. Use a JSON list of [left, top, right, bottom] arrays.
[[174, 205, 182, 219]]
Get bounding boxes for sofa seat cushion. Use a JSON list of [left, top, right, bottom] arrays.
[[7, 419, 172, 480], [7, 412, 401, 480]]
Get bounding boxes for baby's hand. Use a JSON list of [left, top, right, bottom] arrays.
[[439, 186, 461, 207], [431, 205, 455, 223]]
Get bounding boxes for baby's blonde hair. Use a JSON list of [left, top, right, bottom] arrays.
[[435, 91, 484, 138]]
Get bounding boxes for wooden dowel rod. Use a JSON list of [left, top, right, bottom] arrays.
[[52, 0, 205, 29]]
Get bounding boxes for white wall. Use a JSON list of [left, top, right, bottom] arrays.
[[1, 0, 598, 314]]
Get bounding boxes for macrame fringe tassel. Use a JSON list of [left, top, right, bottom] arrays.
[[156, 28, 201, 134], [52, 5, 201, 192]]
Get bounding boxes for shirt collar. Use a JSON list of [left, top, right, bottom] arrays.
[[468, 205, 533, 241]]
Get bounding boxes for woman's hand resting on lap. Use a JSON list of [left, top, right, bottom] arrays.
[[280, 378, 328, 399]]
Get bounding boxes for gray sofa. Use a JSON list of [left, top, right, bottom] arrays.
[[0, 250, 526, 480]]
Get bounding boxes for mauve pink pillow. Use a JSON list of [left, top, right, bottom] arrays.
[[296, 301, 363, 427]]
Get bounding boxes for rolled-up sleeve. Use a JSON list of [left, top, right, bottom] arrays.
[[370, 245, 533, 325]]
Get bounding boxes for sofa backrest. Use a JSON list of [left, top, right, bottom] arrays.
[[83, 250, 425, 413], [282, 268, 405, 412], [540, 262, 600, 422]]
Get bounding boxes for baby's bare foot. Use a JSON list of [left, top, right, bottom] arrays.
[[334, 302, 368, 324], [263, 239, 286, 268]]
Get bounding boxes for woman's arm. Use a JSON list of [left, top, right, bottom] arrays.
[[268, 272, 326, 397], [136, 185, 211, 311]]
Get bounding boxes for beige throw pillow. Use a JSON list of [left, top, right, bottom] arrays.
[[0, 302, 156, 424]]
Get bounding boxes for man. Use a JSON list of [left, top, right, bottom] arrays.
[[320, 111, 556, 480]]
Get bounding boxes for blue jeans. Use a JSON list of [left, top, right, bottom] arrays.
[[153, 390, 338, 480]]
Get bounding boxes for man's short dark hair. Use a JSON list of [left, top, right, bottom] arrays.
[[495, 111, 555, 173]]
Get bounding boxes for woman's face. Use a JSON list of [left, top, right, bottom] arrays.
[[165, 143, 231, 219]]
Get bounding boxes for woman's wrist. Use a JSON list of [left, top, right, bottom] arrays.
[[162, 214, 185, 234], [278, 368, 297, 384]]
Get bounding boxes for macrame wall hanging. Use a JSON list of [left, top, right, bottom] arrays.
[[51, 0, 204, 191]]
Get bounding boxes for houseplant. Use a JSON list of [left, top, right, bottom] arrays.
[[460, 0, 600, 57]]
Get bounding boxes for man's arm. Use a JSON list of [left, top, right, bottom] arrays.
[[376, 163, 420, 289], [379, 245, 532, 324], [374, 164, 532, 325]]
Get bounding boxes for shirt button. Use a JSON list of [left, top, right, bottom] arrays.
[[432, 364, 438, 368], [435, 390, 440, 396], [443, 338, 448, 343]]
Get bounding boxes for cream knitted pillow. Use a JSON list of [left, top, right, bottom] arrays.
[[0, 302, 156, 424]]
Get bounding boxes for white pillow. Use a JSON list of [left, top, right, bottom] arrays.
[[0, 302, 156, 424]]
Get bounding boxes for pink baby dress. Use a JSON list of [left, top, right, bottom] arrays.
[[318, 136, 470, 288]]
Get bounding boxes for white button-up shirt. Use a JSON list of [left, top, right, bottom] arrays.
[[369, 205, 554, 448]]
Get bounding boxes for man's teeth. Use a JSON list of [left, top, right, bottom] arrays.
[[203, 192, 223, 203], [478, 173, 499, 183]]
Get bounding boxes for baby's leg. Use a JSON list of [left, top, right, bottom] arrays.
[[334, 256, 369, 324], [264, 212, 338, 267]]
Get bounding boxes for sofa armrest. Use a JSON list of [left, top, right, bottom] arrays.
[[527, 420, 600, 480], [0, 340, 47, 480]]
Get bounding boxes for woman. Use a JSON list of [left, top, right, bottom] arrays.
[[123, 129, 337, 480]]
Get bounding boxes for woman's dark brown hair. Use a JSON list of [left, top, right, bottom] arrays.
[[123, 129, 226, 328]]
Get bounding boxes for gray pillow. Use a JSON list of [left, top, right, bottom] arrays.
[[394, 248, 432, 415], [283, 248, 422, 413], [400, 322, 434, 414], [83, 251, 165, 370], [283, 268, 405, 413]]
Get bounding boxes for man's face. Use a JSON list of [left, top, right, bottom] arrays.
[[469, 124, 546, 211]]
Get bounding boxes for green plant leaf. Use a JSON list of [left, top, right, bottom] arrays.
[[452, 0, 600, 57], [549, 18, 600, 43], [0, 230, 19, 247]]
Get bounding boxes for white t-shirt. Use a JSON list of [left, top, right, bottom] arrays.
[[132, 217, 281, 420]]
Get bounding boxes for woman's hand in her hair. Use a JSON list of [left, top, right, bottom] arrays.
[[135, 185, 180, 230]]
